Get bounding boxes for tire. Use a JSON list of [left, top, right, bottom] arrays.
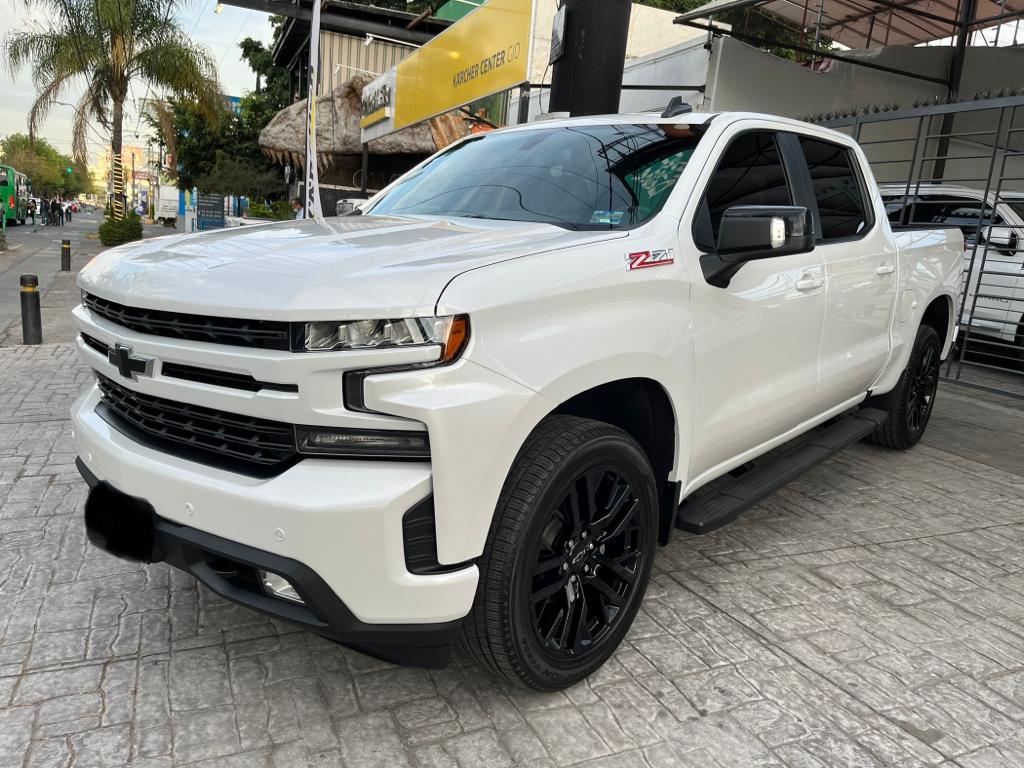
[[867, 324, 941, 450], [461, 415, 658, 691]]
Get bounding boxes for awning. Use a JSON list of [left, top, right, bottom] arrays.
[[675, 0, 1024, 48]]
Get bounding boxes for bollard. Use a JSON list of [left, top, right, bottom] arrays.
[[61, 239, 71, 271], [20, 275, 42, 345]]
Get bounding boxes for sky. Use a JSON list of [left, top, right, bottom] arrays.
[[0, 0, 275, 165]]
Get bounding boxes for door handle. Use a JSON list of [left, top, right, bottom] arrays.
[[795, 275, 824, 292], [876, 263, 895, 275]]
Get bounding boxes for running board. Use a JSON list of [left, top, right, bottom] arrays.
[[675, 408, 888, 535]]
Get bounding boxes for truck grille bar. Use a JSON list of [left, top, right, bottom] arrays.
[[83, 292, 293, 351], [95, 373, 298, 476]]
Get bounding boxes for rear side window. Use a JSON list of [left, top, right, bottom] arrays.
[[695, 131, 793, 250], [884, 195, 1003, 236], [798, 137, 870, 240]]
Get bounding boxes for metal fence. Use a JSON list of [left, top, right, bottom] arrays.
[[816, 95, 1024, 400]]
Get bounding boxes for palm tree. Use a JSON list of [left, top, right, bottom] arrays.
[[5, 0, 221, 214]]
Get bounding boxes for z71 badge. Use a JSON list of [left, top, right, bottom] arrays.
[[626, 249, 675, 270]]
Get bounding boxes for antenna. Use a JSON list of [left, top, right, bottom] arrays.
[[661, 96, 693, 119]]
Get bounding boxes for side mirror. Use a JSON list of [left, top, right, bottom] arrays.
[[717, 206, 814, 262], [981, 224, 1015, 249]]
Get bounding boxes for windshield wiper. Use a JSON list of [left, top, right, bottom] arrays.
[[451, 212, 579, 231]]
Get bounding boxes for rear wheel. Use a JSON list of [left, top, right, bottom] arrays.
[[868, 324, 941, 450], [462, 415, 658, 690]]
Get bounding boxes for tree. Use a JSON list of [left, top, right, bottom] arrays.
[[0, 133, 87, 197], [194, 151, 282, 200], [4, 0, 222, 215], [148, 22, 289, 200]]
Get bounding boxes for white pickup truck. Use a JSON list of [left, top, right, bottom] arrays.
[[73, 111, 962, 690]]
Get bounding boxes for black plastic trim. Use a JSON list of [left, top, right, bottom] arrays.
[[78, 467, 463, 668], [83, 292, 293, 351], [402, 496, 475, 575], [161, 361, 299, 393]]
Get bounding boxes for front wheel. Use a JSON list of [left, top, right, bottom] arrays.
[[462, 415, 658, 690], [868, 324, 941, 450]]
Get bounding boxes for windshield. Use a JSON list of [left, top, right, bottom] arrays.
[[368, 123, 702, 230]]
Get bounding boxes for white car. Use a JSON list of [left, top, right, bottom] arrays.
[[880, 184, 1024, 362], [72, 111, 961, 690]]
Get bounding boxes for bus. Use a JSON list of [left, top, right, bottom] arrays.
[[0, 165, 30, 225]]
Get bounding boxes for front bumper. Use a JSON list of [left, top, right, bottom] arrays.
[[79, 462, 461, 667], [72, 385, 479, 657]]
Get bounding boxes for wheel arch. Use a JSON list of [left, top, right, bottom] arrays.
[[548, 377, 680, 545], [921, 293, 956, 358]]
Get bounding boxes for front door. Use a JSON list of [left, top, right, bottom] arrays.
[[686, 129, 827, 481]]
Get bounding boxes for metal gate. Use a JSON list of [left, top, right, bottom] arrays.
[[815, 95, 1024, 399]]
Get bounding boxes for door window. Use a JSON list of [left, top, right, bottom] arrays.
[[694, 131, 793, 251], [798, 136, 871, 240]]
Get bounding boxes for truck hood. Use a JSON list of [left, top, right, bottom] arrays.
[[78, 215, 627, 319]]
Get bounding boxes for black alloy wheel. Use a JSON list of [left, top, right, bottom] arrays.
[[906, 341, 939, 434], [867, 323, 941, 450], [528, 467, 644, 658], [461, 415, 658, 690]]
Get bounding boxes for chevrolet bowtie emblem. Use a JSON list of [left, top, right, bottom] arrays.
[[108, 343, 154, 381]]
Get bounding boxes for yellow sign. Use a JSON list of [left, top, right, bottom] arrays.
[[393, 0, 533, 131], [360, 107, 391, 129]]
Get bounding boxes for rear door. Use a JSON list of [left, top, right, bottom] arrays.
[[793, 134, 896, 403]]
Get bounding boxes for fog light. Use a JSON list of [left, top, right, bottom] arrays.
[[259, 570, 304, 603]]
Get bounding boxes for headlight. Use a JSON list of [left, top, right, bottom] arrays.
[[303, 315, 469, 362]]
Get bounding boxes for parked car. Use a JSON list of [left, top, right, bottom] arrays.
[[880, 184, 1024, 360], [72, 111, 961, 690]]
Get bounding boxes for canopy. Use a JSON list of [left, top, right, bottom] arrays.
[[675, 0, 1024, 48]]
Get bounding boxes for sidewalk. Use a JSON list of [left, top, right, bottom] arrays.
[[0, 214, 168, 347]]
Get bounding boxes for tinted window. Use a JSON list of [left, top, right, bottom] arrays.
[[883, 194, 1002, 235], [696, 131, 792, 249], [799, 137, 869, 240], [369, 124, 702, 230]]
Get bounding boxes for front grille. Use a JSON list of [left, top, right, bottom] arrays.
[[95, 373, 298, 476], [84, 292, 292, 351]]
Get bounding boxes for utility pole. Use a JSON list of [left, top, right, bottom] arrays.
[[548, 0, 632, 117]]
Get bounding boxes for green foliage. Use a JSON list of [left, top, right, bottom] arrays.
[[98, 211, 143, 246], [0, 133, 87, 196], [249, 200, 293, 220], [636, 0, 830, 61], [195, 151, 283, 200]]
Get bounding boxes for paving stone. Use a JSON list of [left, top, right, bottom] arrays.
[[3, 343, 1024, 767]]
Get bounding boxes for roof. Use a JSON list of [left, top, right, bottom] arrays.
[[674, 0, 1024, 48]]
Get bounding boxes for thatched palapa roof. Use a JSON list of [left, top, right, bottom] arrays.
[[259, 73, 469, 169]]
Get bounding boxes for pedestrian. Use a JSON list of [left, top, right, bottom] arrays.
[[27, 199, 35, 226], [50, 198, 60, 226], [58, 199, 65, 226], [291, 197, 304, 220], [66, 199, 73, 223]]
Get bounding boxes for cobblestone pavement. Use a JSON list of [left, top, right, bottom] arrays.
[[2, 343, 1024, 768]]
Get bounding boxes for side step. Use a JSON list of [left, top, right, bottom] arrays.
[[675, 407, 888, 535]]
